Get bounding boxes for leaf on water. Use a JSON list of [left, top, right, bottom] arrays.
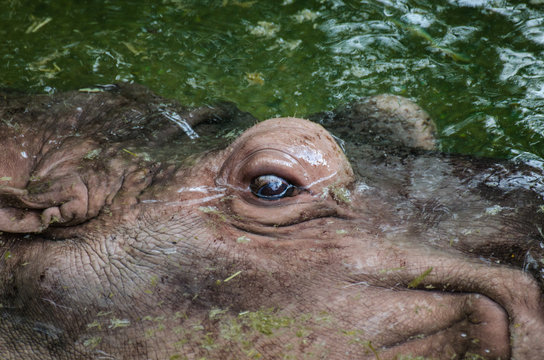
[[245, 72, 265, 86], [407, 267, 433, 288], [122, 41, 144, 56]]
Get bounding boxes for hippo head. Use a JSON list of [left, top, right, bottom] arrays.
[[0, 84, 543, 359]]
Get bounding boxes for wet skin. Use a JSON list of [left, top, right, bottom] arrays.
[[0, 84, 543, 359]]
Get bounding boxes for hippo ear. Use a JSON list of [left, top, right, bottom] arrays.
[[309, 94, 437, 151], [188, 101, 258, 140], [0, 167, 126, 233], [0, 181, 82, 233]]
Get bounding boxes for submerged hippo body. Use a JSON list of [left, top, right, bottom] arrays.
[[0, 84, 543, 359]]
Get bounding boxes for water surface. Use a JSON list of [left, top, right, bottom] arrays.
[[1, 0, 543, 162]]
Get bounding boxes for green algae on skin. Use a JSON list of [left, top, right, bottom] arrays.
[[322, 184, 352, 204], [222, 270, 242, 283], [187, 309, 329, 358], [82, 336, 102, 348], [198, 206, 227, 221], [236, 235, 251, 243], [108, 318, 131, 329], [85, 308, 340, 359], [378, 266, 406, 274], [407, 267, 433, 289]]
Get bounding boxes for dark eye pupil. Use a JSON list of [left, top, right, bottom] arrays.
[[250, 175, 297, 200]]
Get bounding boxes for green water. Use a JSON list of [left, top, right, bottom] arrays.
[[1, 0, 543, 163]]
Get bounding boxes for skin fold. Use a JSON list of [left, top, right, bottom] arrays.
[[0, 83, 543, 359]]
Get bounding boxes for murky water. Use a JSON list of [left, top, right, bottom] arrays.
[[1, 0, 543, 162]]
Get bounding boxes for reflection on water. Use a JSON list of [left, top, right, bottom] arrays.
[[0, 0, 543, 163]]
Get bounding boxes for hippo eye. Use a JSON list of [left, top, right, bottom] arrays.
[[250, 175, 298, 200]]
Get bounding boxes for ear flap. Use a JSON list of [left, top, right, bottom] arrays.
[[0, 186, 45, 233], [309, 94, 437, 151], [0, 171, 109, 233]]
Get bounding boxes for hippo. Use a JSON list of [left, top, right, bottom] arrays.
[[0, 83, 543, 359]]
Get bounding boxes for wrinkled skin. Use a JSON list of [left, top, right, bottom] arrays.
[[0, 84, 543, 359]]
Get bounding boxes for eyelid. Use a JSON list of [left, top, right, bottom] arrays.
[[232, 149, 309, 188]]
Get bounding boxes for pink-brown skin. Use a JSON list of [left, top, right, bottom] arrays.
[[0, 84, 543, 359]]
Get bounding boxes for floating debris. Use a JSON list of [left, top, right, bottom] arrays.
[[245, 72, 265, 86], [248, 21, 280, 37], [26, 17, 52, 33], [276, 38, 302, 51], [391, 19, 470, 63], [293, 9, 319, 23], [222, 0, 256, 7], [122, 41, 144, 56], [78, 87, 105, 93]]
